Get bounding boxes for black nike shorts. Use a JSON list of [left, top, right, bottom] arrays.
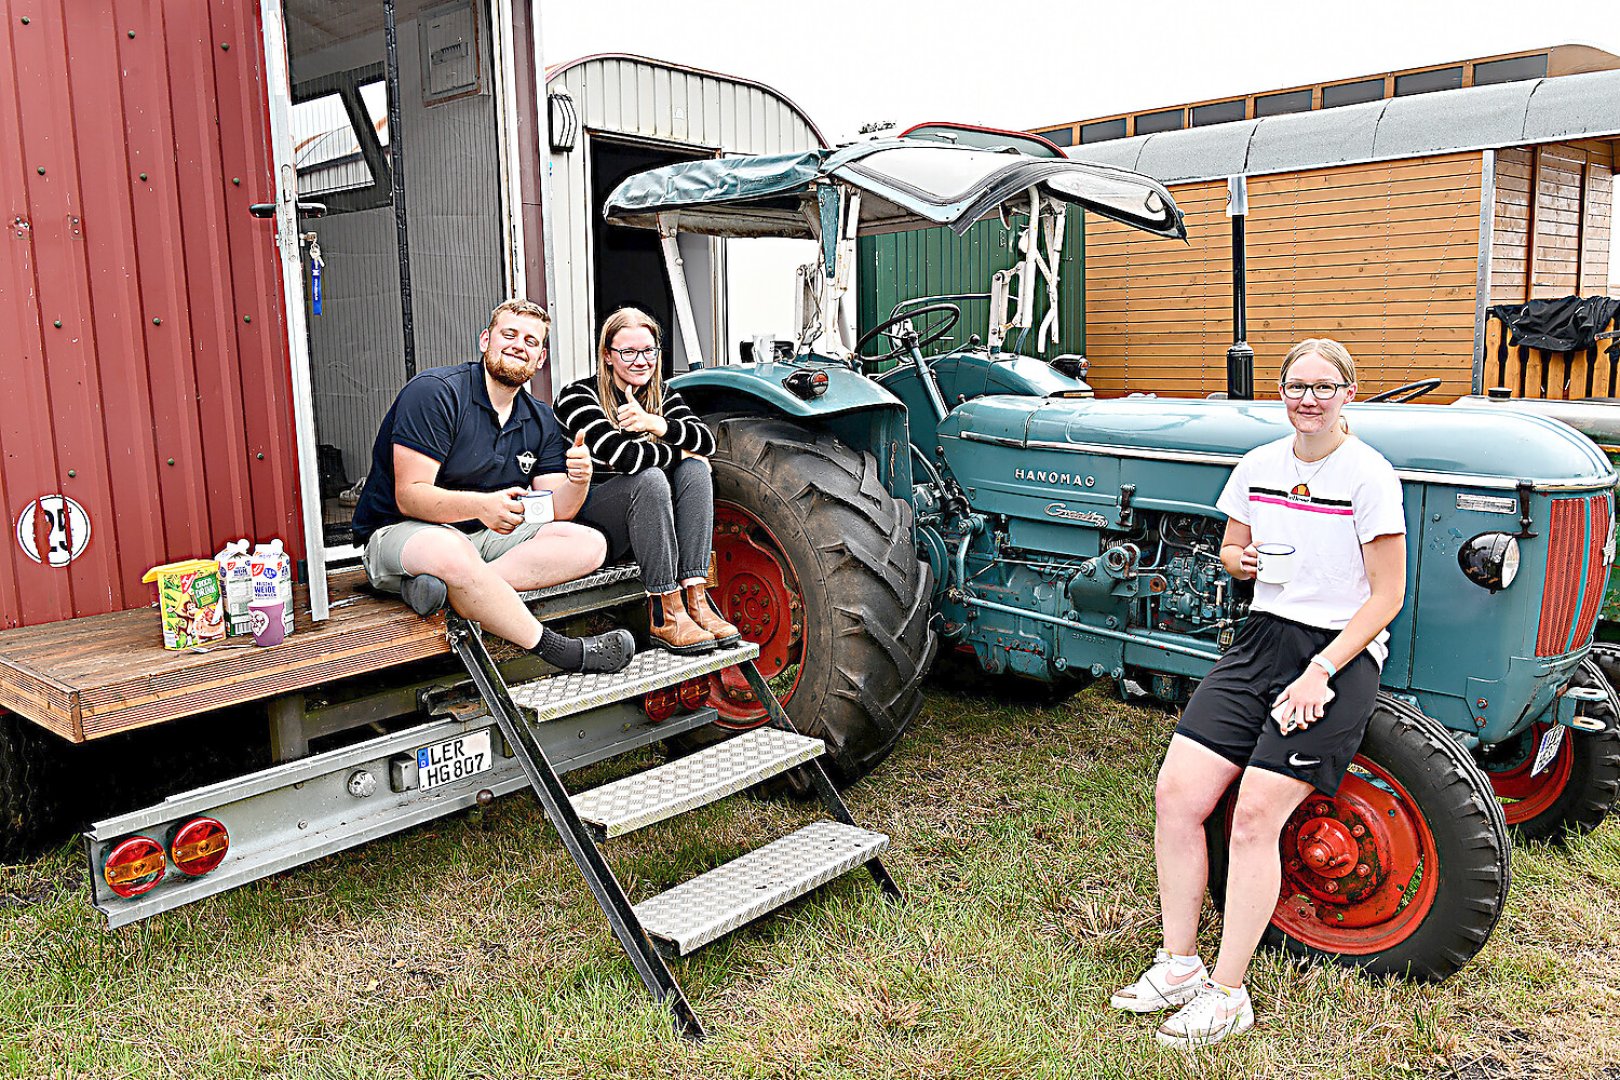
[[1175, 611, 1381, 795]]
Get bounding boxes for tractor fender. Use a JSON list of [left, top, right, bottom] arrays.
[[671, 361, 904, 421], [672, 362, 916, 501]]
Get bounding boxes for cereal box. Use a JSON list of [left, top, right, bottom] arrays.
[[141, 559, 228, 650]]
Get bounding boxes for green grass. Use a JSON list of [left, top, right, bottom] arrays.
[[4, 682, 1620, 1079]]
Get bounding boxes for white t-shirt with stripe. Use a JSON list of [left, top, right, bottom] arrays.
[[1216, 434, 1407, 664]]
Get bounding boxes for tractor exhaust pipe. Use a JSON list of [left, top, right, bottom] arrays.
[[1225, 176, 1254, 400]]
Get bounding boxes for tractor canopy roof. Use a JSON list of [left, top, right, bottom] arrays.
[[602, 138, 1187, 240]]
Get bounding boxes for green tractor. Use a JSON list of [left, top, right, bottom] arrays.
[[606, 131, 1618, 980]]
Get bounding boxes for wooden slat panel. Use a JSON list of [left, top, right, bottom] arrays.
[[1083, 156, 1482, 399], [0, 571, 449, 741]]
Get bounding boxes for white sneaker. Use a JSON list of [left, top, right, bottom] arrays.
[[1110, 950, 1208, 1012], [1155, 980, 1255, 1048]]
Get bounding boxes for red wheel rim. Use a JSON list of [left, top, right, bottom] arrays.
[[1257, 755, 1441, 954], [1479, 722, 1575, 826], [706, 502, 805, 729]]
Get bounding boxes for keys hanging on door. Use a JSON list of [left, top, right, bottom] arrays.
[[302, 232, 325, 316]]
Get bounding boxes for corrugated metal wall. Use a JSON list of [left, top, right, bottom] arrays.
[[546, 56, 823, 387], [0, 2, 301, 630], [1083, 153, 1483, 398], [857, 213, 1086, 364]]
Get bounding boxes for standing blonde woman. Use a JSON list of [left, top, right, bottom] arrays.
[[1112, 339, 1407, 1047], [554, 308, 739, 653]]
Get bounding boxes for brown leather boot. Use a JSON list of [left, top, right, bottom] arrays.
[[648, 589, 716, 654], [684, 583, 740, 646]]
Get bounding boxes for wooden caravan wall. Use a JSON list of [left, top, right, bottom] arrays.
[[1484, 139, 1617, 398], [1083, 153, 1483, 398], [1491, 140, 1614, 304], [0, 3, 302, 630]]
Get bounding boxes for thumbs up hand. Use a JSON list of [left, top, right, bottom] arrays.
[[615, 384, 669, 438], [565, 430, 593, 485]]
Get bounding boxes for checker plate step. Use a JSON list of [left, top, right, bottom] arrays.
[[634, 820, 889, 956], [508, 642, 758, 723], [518, 563, 642, 603], [573, 728, 824, 839]]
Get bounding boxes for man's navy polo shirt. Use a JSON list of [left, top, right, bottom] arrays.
[[351, 361, 569, 543]]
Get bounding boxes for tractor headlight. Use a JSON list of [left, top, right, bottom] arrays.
[[1458, 532, 1521, 592]]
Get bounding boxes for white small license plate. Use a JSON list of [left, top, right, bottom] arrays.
[[416, 730, 493, 790], [1530, 724, 1566, 779]]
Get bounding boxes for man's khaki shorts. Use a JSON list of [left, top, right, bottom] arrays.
[[361, 519, 552, 594]]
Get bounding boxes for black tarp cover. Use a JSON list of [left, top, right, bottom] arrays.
[[1487, 296, 1620, 359]]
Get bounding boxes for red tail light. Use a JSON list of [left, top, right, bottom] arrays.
[[643, 687, 680, 723], [1536, 493, 1612, 656], [103, 836, 166, 898], [677, 677, 710, 710], [170, 817, 230, 877]]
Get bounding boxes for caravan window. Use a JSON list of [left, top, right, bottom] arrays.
[[292, 70, 392, 212]]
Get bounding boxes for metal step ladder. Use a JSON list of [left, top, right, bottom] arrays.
[[445, 612, 902, 1040]]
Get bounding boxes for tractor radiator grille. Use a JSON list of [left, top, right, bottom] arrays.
[[1535, 493, 1613, 657]]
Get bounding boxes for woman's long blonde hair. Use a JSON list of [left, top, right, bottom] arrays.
[[597, 307, 665, 425], [1280, 337, 1357, 433]]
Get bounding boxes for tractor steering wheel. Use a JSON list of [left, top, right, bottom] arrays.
[[1366, 378, 1442, 404], [854, 303, 961, 367]]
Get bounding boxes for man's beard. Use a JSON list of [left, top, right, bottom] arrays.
[[485, 347, 540, 389]]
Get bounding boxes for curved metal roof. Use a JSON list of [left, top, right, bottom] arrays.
[[1067, 69, 1620, 185], [545, 52, 828, 147]]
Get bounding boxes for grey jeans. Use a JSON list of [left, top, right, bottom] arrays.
[[577, 457, 713, 595]]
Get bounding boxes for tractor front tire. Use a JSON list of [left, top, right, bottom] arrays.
[[1206, 693, 1509, 981], [703, 417, 936, 786], [1476, 652, 1620, 843]]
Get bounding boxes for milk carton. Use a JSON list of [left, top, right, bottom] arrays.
[[215, 539, 253, 636], [250, 540, 295, 638]]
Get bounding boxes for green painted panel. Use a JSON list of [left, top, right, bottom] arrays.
[[857, 211, 1085, 368]]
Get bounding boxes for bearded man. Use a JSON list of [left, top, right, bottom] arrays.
[[350, 298, 634, 673]]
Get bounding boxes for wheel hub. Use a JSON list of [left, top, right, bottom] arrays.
[[1279, 778, 1419, 927], [707, 504, 806, 727], [1295, 816, 1360, 879]]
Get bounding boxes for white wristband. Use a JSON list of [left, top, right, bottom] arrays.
[[1309, 654, 1337, 679]]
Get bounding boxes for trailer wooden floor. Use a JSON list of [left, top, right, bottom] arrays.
[[0, 570, 450, 743]]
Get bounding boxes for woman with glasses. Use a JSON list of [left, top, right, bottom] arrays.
[[554, 307, 738, 654], [1112, 338, 1407, 1048]]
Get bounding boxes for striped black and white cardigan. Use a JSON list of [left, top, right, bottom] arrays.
[[554, 378, 716, 478]]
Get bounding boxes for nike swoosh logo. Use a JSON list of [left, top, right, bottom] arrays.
[[1164, 967, 1200, 986], [1288, 753, 1322, 768]]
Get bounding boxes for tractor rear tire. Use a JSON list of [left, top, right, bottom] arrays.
[[702, 416, 936, 786], [1475, 652, 1620, 843], [1206, 693, 1509, 982]]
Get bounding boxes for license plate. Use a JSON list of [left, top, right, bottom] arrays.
[[1530, 724, 1566, 779], [416, 730, 493, 790]]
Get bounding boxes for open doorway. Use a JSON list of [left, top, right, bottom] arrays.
[[589, 136, 716, 375], [284, 0, 509, 550]]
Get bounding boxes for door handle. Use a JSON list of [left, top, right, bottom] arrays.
[[248, 201, 328, 219]]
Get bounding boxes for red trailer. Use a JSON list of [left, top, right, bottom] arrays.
[[0, 0, 552, 856]]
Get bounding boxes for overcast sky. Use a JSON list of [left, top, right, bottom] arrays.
[[539, 0, 1620, 143]]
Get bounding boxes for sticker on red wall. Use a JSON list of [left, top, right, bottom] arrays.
[[15, 495, 92, 567]]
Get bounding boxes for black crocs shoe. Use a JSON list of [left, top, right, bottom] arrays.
[[400, 573, 448, 617], [579, 628, 636, 674]]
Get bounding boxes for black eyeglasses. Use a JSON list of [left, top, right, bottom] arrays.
[[1280, 380, 1350, 400], [609, 346, 661, 364]]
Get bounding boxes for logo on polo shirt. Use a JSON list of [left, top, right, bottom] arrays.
[[516, 451, 537, 475]]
